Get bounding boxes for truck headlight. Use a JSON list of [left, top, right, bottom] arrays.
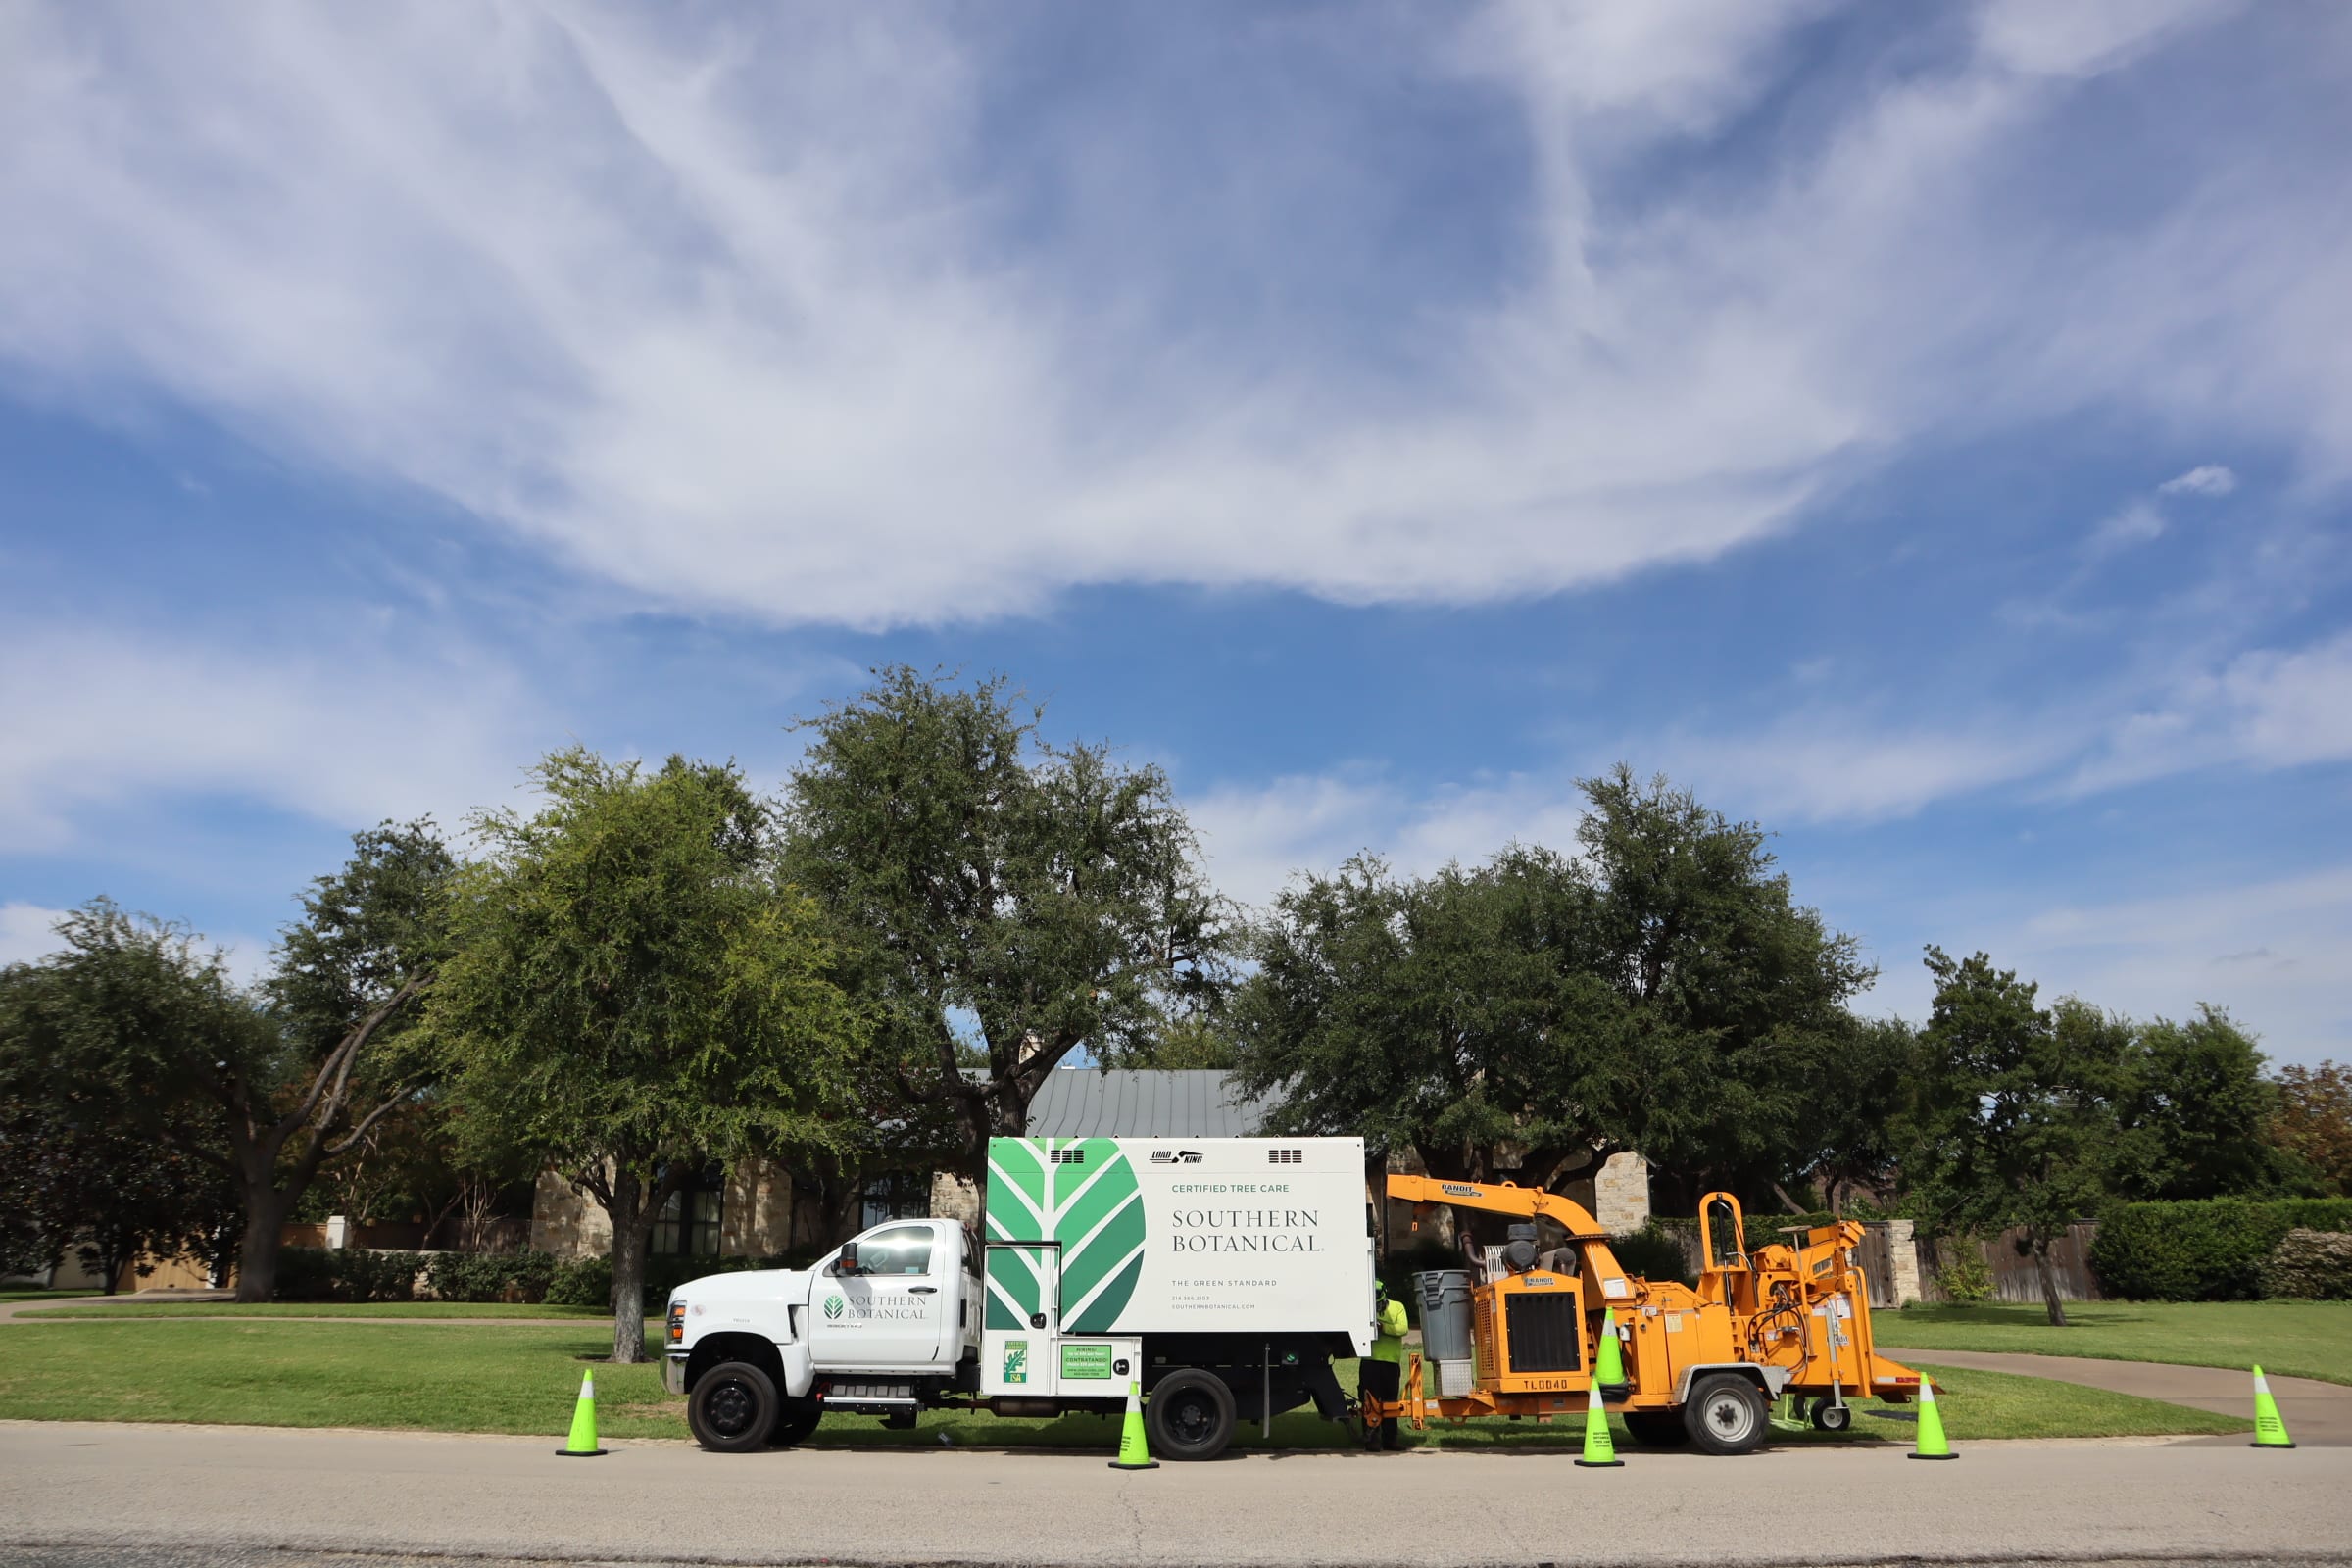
[[667, 1300, 686, 1346]]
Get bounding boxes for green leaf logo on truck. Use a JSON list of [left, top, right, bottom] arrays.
[[984, 1138, 1145, 1335], [824, 1293, 845, 1320]]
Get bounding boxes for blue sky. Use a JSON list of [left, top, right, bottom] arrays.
[[2, 1, 2348, 1063]]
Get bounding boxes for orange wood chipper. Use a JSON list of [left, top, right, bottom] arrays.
[[1365, 1174, 1935, 1453]]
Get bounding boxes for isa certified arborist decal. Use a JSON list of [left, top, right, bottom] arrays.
[[1004, 1341, 1029, 1385]]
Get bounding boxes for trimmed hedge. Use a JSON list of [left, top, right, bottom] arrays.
[[2260, 1230, 2352, 1301], [544, 1250, 822, 1310], [424, 1250, 557, 1304], [2090, 1199, 2352, 1300], [273, 1247, 422, 1302]]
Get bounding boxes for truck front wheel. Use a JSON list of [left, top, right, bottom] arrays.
[[1683, 1374, 1768, 1456], [1147, 1370, 1238, 1461], [689, 1360, 780, 1453]]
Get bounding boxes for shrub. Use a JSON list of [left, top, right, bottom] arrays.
[[1935, 1242, 1994, 1304], [2260, 1229, 2352, 1300], [1610, 1223, 1696, 1287], [2091, 1198, 2352, 1300], [425, 1250, 557, 1304], [545, 1255, 612, 1309], [331, 1249, 420, 1302], [273, 1246, 335, 1301]]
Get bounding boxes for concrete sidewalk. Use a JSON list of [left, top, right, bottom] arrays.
[[1884, 1346, 2350, 1446]]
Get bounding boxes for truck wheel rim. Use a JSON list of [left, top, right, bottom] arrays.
[[1167, 1392, 1216, 1446], [705, 1378, 756, 1437], [1703, 1391, 1756, 1443]]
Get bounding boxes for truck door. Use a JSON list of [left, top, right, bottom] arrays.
[[811, 1222, 952, 1369], [983, 1241, 1061, 1396]]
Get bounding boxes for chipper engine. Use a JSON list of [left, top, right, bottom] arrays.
[[1366, 1175, 1934, 1454]]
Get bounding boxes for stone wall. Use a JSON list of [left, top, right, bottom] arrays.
[[530, 1170, 611, 1259], [1592, 1152, 1651, 1234]]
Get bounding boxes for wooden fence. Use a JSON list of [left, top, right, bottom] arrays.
[[1911, 1222, 2104, 1303]]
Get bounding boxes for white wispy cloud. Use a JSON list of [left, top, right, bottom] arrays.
[[0, 902, 70, 966], [2159, 464, 2238, 497], [0, 1, 2338, 629], [0, 615, 541, 853]]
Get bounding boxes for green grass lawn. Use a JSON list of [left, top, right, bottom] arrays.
[[19, 1300, 614, 1320], [1880, 1299, 2352, 1387], [0, 1320, 2244, 1448]]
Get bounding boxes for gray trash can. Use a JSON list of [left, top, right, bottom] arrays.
[[1413, 1269, 1475, 1363]]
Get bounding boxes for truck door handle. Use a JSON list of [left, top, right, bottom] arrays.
[[908, 1286, 937, 1295]]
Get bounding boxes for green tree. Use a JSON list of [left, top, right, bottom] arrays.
[[0, 893, 433, 1302], [2273, 1060, 2352, 1195], [785, 668, 1227, 1175], [1904, 951, 2127, 1326], [1783, 1014, 1916, 1216], [429, 749, 866, 1362], [0, 1026, 236, 1291], [2107, 1006, 2293, 1200], [1231, 769, 1872, 1209]]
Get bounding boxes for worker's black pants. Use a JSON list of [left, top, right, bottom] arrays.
[[1361, 1357, 1401, 1450]]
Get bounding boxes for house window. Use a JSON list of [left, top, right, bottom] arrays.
[[858, 1171, 930, 1230], [653, 1164, 724, 1256]]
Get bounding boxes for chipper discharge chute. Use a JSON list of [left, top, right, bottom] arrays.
[[1367, 1176, 1933, 1454]]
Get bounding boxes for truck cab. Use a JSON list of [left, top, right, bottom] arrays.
[[663, 1217, 985, 1451]]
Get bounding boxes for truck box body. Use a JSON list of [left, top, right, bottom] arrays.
[[980, 1135, 1372, 1396]]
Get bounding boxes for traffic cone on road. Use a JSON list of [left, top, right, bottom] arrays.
[[1573, 1383, 1623, 1468], [1907, 1380, 1955, 1460], [1108, 1380, 1158, 1471], [557, 1368, 607, 1458], [2250, 1366, 2296, 1449], [1594, 1306, 1629, 1396]]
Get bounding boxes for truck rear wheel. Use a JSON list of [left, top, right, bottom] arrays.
[[689, 1360, 780, 1454], [768, 1396, 823, 1448], [1621, 1409, 1690, 1446], [1147, 1369, 1237, 1461], [1683, 1374, 1768, 1455]]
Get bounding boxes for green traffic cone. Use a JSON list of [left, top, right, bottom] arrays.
[[1593, 1306, 1628, 1395], [1907, 1378, 1954, 1460], [1109, 1380, 1158, 1471], [558, 1368, 607, 1457], [2250, 1365, 2296, 1449], [1573, 1382, 1622, 1468]]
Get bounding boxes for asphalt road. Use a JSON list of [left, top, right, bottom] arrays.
[[5, 1421, 2350, 1568]]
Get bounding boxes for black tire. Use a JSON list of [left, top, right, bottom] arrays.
[[1622, 1409, 1691, 1446], [1809, 1397, 1853, 1434], [1147, 1369, 1238, 1461], [768, 1396, 823, 1448], [1683, 1373, 1768, 1455], [689, 1360, 780, 1453]]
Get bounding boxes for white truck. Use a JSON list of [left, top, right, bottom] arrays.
[[663, 1135, 1375, 1459]]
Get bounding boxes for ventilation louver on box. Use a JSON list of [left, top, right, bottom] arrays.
[[1268, 1148, 1301, 1165]]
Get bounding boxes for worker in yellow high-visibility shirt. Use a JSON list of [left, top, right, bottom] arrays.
[[1360, 1280, 1410, 1450]]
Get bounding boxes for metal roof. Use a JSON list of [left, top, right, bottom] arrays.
[[1022, 1069, 1271, 1138]]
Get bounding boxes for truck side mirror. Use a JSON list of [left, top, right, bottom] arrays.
[[837, 1242, 858, 1275]]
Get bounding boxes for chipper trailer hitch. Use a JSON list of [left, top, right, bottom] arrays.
[[1363, 1176, 1934, 1454]]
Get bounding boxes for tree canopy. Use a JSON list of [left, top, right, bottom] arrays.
[[429, 748, 867, 1360], [785, 666, 1228, 1174], [1231, 768, 1876, 1207]]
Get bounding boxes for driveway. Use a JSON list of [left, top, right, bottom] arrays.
[[1881, 1346, 2351, 1447]]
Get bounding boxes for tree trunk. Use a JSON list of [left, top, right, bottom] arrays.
[[235, 1188, 288, 1302], [608, 1169, 648, 1363], [2034, 1242, 2069, 1327]]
